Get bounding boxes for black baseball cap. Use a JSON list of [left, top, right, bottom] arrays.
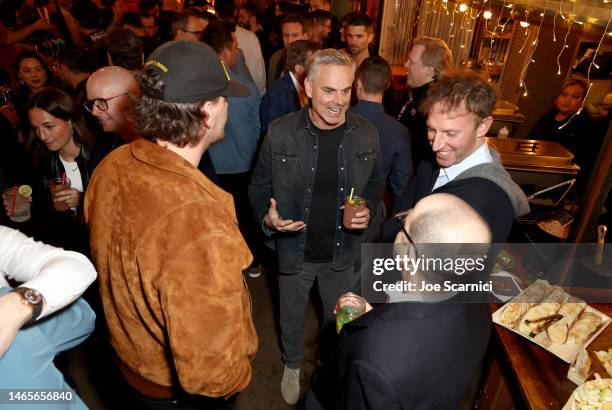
[[143, 41, 249, 103]]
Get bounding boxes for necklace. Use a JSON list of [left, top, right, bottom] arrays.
[[59, 144, 80, 172], [65, 162, 78, 172]]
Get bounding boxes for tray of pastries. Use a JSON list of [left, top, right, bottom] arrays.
[[492, 279, 611, 363]]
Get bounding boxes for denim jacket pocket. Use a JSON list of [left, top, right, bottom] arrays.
[[271, 151, 298, 165], [271, 151, 299, 186], [355, 150, 378, 184]]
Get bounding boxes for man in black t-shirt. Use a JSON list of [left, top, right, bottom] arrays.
[[249, 49, 385, 405]]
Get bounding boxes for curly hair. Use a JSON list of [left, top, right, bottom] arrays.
[[133, 68, 213, 147]]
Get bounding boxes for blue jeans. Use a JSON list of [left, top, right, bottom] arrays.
[[0, 287, 95, 410]]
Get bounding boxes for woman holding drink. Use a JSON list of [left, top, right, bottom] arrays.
[[26, 86, 93, 252]]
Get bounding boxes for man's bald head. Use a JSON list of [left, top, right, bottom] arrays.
[[87, 66, 140, 96], [395, 194, 491, 283], [407, 193, 491, 244], [86, 66, 140, 136]]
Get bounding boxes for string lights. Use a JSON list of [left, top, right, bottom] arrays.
[[519, 0, 549, 97], [559, 7, 612, 130], [556, 2, 575, 75]]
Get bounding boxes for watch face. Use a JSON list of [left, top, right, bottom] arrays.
[[22, 288, 42, 305]]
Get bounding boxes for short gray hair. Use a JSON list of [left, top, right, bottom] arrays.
[[307, 48, 356, 82]]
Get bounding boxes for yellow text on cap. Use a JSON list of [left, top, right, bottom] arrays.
[[144, 60, 168, 73]]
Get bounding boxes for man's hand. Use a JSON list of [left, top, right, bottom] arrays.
[[0, 292, 34, 358], [348, 207, 371, 230], [263, 198, 306, 232], [332, 292, 373, 315]]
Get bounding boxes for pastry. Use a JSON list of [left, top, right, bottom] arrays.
[[594, 349, 612, 378], [547, 298, 587, 344], [567, 312, 603, 345], [500, 279, 551, 327], [519, 286, 567, 334], [567, 349, 592, 385]]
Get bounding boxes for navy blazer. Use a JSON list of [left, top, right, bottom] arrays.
[[260, 73, 301, 134], [308, 300, 491, 410], [351, 101, 413, 210]]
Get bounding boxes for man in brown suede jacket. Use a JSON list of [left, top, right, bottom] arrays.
[[85, 41, 258, 409]]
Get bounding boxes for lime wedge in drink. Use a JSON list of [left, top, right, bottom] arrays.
[[18, 185, 32, 198]]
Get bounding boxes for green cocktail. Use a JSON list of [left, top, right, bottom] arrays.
[[336, 293, 367, 333]]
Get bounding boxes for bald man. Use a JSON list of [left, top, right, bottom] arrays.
[[86, 66, 141, 141], [308, 194, 493, 410], [85, 66, 141, 172]]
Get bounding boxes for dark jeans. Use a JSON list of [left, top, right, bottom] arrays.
[[278, 262, 352, 369], [128, 385, 237, 410], [218, 172, 262, 267]]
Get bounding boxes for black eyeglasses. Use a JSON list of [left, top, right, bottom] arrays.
[[395, 213, 418, 257], [84, 92, 129, 113], [180, 28, 203, 36]]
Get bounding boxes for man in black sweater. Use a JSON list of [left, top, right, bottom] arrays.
[[397, 36, 452, 168]]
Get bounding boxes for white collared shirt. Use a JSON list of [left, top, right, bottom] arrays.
[[0, 226, 96, 319], [433, 142, 493, 191], [289, 71, 302, 92]]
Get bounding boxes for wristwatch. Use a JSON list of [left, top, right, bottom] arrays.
[[11, 287, 43, 324]]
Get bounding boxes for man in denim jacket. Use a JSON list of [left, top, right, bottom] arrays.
[[249, 49, 385, 405]]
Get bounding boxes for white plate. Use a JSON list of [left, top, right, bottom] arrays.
[[492, 283, 611, 363]]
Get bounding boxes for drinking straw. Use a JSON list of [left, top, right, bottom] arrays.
[[11, 185, 16, 217], [349, 187, 354, 201], [61, 172, 66, 189]]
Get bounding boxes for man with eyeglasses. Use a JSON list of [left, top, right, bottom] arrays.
[[85, 66, 141, 172], [307, 193, 494, 410], [171, 9, 208, 42]]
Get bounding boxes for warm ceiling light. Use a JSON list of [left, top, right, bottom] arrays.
[[483, 10, 493, 19], [587, 17, 598, 23], [505, 3, 513, 7], [459, 3, 468, 12], [520, 21, 530, 27]]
